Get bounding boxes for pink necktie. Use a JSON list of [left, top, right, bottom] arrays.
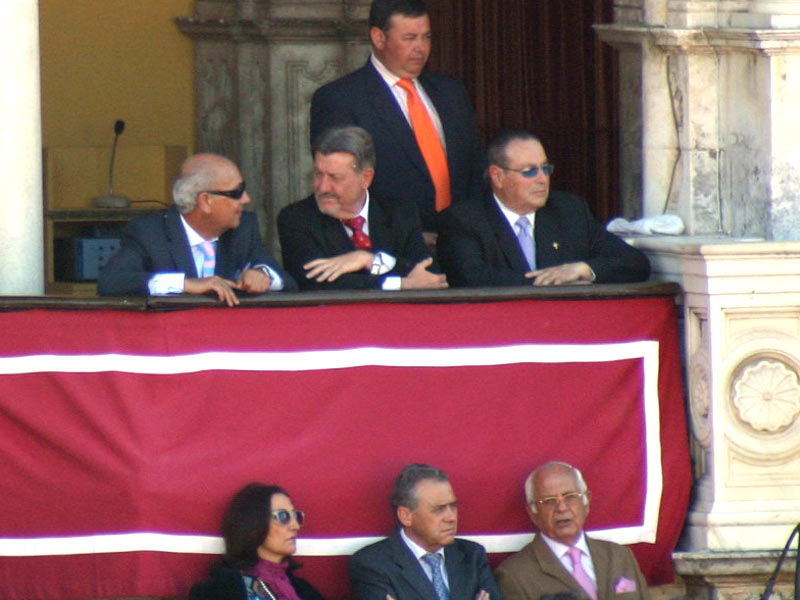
[[567, 546, 597, 600], [199, 241, 216, 277]]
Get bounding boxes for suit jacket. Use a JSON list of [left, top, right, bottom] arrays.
[[436, 192, 651, 287], [349, 529, 503, 600], [310, 60, 486, 232], [97, 205, 297, 296], [277, 194, 432, 290], [189, 563, 324, 600], [494, 534, 650, 600]]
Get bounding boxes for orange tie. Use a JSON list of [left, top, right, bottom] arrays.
[[397, 78, 452, 211]]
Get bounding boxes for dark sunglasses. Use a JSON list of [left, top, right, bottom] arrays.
[[500, 164, 554, 178], [271, 509, 305, 526], [202, 180, 247, 200]]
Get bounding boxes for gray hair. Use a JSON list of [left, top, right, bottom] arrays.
[[524, 461, 589, 513], [391, 463, 449, 513], [172, 168, 216, 214], [313, 125, 376, 172]]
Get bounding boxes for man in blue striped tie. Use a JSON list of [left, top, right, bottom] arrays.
[[350, 464, 502, 600]]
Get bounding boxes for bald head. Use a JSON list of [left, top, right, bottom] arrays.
[[173, 153, 241, 214], [172, 152, 250, 238]]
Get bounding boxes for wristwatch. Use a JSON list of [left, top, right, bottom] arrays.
[[371, 253, 388, 276]]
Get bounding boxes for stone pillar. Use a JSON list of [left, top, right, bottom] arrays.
[[598, 1, 800, 594], [177, 0, 371, 255], [597, 0, 800, 240], [0, 0, 44, 294]]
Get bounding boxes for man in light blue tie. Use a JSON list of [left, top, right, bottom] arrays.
[[437, 129, 650, 287], [98, 153, 297, 304], [350, 464, 502, 600]]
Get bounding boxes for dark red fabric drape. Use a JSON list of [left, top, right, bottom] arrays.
[[427, 0, 619, 223]]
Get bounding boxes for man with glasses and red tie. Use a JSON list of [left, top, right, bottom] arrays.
[[98, 153, 296, 305], [436, 129, 650, 287], [494, 462, 650, 600]]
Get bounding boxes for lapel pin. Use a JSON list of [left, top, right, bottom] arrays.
[[552, 242, 560, 251]]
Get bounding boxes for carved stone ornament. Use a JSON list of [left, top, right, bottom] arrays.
[[731, 359, 800, 433], [689, 348, 712, 446]]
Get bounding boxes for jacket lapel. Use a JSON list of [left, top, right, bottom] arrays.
[[532, 534, 586, 596], [320, 210, 356, 254], [443, 542, 469, 600], [533, 203, 564, 269], [485, 195, 530, 272], [164, 207, 198, 276], [367, 196, 391, 251], [388, 532, 439, 600], [586, 537, 610, 600], [364, 62, 431, 179]]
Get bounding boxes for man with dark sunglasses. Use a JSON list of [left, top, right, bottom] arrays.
[[436, 129, 650, 287], [99, 153, 296, 304]]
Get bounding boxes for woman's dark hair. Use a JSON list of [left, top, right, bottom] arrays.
[[220, 482, 292, 570]]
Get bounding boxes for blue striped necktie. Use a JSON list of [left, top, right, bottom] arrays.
[[199, 241, 216, 277]]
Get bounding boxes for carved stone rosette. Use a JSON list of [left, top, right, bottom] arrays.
[[731, 358, 800, 433]]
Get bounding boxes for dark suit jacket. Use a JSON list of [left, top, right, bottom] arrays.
[[310, 60, 486, 232], [97, 205, 296, 296], [189, 563, 324, 600], [494, 534, 650, 600], [349, 530, 503, 600], [436, 192, 651, 287], [277, 194, 431, 290]]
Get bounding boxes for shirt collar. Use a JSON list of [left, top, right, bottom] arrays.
[[179, 214, 218, 246], [538, 531, 591, 561], [493, 193, 535, 230], [370, 52, 403, 87], [399, 527, 446, 561]]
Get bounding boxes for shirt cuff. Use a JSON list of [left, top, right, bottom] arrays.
[[148, 273, 186, 295], [371, 251, 397, 276], [381, 276, 402, 291], [253, 264, 284, 291]]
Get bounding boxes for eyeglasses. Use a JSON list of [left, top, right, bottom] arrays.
[[202, 180, 247, 200], [500, 163, 554, 178], [533, 491, 584, 509], [271, 509, 305, 526]]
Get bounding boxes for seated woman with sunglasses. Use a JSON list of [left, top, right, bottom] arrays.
[[190, 483, 324, 600]]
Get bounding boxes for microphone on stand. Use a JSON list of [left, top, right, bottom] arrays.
[[93, 119, 131, 208], [761, 522, 800, 600]]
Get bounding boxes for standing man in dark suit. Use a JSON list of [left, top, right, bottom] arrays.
[[98, 153, 296, 305], [310, 0, 485, 246], [437, 129, 650, 287], [495, 462, 650, 600], [278, 125, 447, 291], [350, 463, 502, 600]]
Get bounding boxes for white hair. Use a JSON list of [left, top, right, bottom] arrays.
[[524, 461, 589, 513]]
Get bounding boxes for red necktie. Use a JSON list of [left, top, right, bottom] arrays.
[[396, 78, 452, 211], [342, 216, 372, 250]]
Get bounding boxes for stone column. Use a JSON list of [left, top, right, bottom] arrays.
[[598, 1, 800, 595], [0, 0, 44, 294]]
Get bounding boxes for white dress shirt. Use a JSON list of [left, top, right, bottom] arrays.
[[400, 528, 450, 589], [147, 214, 283, 295]]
